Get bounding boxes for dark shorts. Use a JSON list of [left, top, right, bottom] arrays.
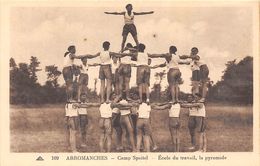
[[99, 118, 112, 134], [188, 116, 206, 132], [118, 64, 131, 78], [200, 65, 209, 82], [192, 70, 200, 81], [99, 65, 112, 80], [62, 66, 73, 83], [79, 73, 89, 85], [67, 117, 79, 130], [136, 66, 150, 85], [169, 117, 180, 129], [167, 68, 181, 84], [137, 118, 151, 136], [122, 24, 137, 36], [112, 113, 121, 127], [73, 65, 81, 76], [79, 115, 88, 128], [112, 69, 119, 85], [120, 114, 134, 129]]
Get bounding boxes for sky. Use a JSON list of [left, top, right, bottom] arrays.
[[10, 3, 253, 93]]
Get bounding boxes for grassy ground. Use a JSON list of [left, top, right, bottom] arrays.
[[10, 104, 253, 152]]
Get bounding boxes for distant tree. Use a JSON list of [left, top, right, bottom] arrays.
[[208, 56, 253, 104], [152, 70, 166, 101], [29, 56, 41, 84], [45, 65, 62, 88]]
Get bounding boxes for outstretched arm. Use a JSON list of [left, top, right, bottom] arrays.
[[152, 103, 171, 110], [104, 11, 125, 15], [148, 53, 167, 58], [134, 11, 154, 15], [88, 63, 101, 67], [149, 62, 166, 69], [76, 52, 100, 59], [180, 103, 203, 108], [110, 52, 136, 58]]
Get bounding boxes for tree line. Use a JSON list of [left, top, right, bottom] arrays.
[[9, 56, 253, 104]]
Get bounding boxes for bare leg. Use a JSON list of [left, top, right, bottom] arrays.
[[138, 84, 143, 103], [118, 76, 124, 98], [170, 84, 176, 103], [145, 83, 150, 102], [203, 132, 207, 152], [132, 35, 139, 47], [70, 129, 77, 152], [125, 77, 130, 99], [106, 133, 112, 152], [106, 79, 112, 102], [121, 35, 127, 52], [67, 81, 73, 101], [99, 132, 105, 152], [201, 81, 208, 99], [114, 126, 123, 150], [189, 128, 196, 147], [144, 135, 150, 152], [126, 118, 136, 151], [100, 80, 105, 103], [175, 84, 179, 102], [136, 129, 142, 152], [77, 85, 81, 102], [176, 128, 180, 152], [192, 81, 199, 96]]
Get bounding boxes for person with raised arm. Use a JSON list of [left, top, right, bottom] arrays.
[[104, 4, 154, 52], [148, 46, 191, 103], [180, 94, 207, 152]]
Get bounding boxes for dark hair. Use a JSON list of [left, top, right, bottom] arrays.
[[138, 43, 146, 52], [103, 41, 110, 49], [125, 4, 132, 9], [126, 43, 133, 48], [64, 45, 75, 57], [169, 46, 177, 54], [80, 93, 87, 97], [191, 47, 198, 52]]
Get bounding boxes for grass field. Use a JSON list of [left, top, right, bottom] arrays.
[[10, 104, 253, 152]]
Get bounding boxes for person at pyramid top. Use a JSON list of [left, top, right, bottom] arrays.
[[105, 4, 154, 52]]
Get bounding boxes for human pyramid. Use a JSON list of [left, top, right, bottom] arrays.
[[63, 4, 209, 153]]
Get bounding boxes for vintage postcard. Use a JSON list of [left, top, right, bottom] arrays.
[[0, 0, 259, 166]]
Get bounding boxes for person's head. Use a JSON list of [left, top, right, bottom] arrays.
[[138, 43, 146, 52], [80, 93, 87, 102], [169, 46, 177, 54], [191, 47, 199, 56], [112, 56, 118, 63], [126, 43, 133, 48], [68, 45, 76, 54], [103, 41, 110, 50], [111, 93, 117, 101], [187, 94, 194, 103], [81, 57, 88, 64], [125, 4, 133, 11]]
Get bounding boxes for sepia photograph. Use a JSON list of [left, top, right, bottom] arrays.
[[7, 2, 256, 154], [0, 1, 259, 166]]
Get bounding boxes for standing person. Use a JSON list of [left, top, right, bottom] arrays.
[[85, 41, 133, 103], [116, 43, 137, 101], [99, 101, 113, 152], [64, 100, 79, 152], [111, 56, 120, 96], [181, 94, 207, 152], [190, 47, 209, 102], [112, 99, 138, 152], [190, 55, 200, 96], [149, 46, 191, 103], [153, 102, 181, 152], [63, 45, 98, 101], [136, 101, 152, 152], [104, 4, 154, 52], [74, 93, 100, 148], [63, 46, 80, 101]]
